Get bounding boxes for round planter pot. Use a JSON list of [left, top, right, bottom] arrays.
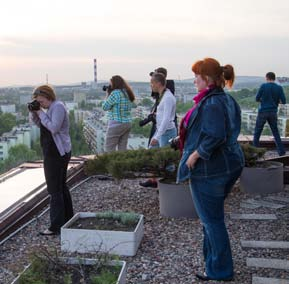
[[158, 180, 198, 219], [240, 161, 284, 195]]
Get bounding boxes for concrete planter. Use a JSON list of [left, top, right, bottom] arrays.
[[240, 161, 284, 195], [61, 212, 144, 256], [158, 180, 198, 219], [11, 257, 127, 284]]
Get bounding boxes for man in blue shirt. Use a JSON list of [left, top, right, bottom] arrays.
[[253, 72, 286, 156]]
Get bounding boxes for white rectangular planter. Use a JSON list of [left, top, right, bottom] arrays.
[[11, 257, 127, 284], [61, 212, 144, 256]]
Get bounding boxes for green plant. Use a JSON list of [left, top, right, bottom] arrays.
[[90, 267, 120, 284], [84, 147, 180, 179], [240, 143, 266, 167], [96, 211, 139, 226], [18, 246, 122, 284]]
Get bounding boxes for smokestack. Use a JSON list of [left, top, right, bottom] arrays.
[[94, 58, 97, 85]]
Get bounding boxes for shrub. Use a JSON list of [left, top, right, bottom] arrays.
[[240, 143, 266, 167], [84, 147, 180, 179]]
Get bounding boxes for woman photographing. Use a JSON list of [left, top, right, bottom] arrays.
[[30, 84, 73, 235]]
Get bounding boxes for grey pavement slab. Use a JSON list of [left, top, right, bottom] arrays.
[[246, 199, 285, 209], [252, 276, 289, 284], [241, 240, 289, 249], [265, 196, 289, 203], [240, 202, 261, 209], [230, 213, 277, 220], [247, 258, 289, 270]]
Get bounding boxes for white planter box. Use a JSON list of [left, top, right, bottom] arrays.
[[61, 212, 144, 256], [11, 257, 127, 284]]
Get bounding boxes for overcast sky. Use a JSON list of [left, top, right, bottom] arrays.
[[0, 0, 289, 86]]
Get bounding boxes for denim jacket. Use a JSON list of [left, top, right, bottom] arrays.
[[177, 88, 244, 182]]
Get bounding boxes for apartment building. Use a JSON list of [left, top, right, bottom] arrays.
[[0, 124, 39, 160], [242, 109, 289, 137]]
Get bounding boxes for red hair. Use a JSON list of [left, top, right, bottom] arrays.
[[192, 58, 235, 88]]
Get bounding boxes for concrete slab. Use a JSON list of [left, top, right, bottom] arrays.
[[252, 276, 289, 284], [265, 196, 289, 203], [241, 240, 289, 249], [230, 214, 277, 220], [246, 199, 285, 209], [247, 258, 289, 270], [240, 202, 261, 209]]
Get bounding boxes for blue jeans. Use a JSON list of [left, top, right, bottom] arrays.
[[159, 127, 177, 147], [149, 127, 177, 148], [253, 112, 285, 156], [189, 168, 242, 280]]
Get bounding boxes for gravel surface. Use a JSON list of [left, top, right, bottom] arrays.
[[0, 174, 288, 284]]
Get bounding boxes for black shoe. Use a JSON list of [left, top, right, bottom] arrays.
[[39, 229, 59, 236], [196, 272, 234, 282], [139, 180, 158, 188]]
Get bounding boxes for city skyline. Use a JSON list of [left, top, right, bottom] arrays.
[[0, 0, 289, 87]]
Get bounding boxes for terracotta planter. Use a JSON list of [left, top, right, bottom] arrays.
[[240, 161, 284, 195], [11, 257, 127, 284], [158, 180, 198, 219], [61, 212, 144, 256]]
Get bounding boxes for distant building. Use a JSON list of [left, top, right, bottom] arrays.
[[19, 94, 31, 105], [83, 108, 149, 153], [241, 110, 289, 137], [0, 124, 39, 160], [277, 77, 289, 85], [0, 104, 16, 114], [65, 102, 78, 112], [279, 104, 289, 117], [132, 106, 146, 120], [73, 92, 86, 105], [74, 110, 91, 123]]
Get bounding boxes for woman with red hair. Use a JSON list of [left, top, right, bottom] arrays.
[[177, 58, 244, 281]]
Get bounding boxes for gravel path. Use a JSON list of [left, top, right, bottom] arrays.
[[0, 176, 288, 284]]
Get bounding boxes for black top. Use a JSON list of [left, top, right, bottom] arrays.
[[40, 123, 59, 157]]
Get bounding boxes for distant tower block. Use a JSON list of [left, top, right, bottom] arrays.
[[93, 58, 97, 88]]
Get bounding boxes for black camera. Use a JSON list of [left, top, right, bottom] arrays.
[[27, 100, 41, 111], [169, 136, 180, 151], [139, 113, 156, 127], [102, 85, 112, 92], [151, 92, 159, 100]]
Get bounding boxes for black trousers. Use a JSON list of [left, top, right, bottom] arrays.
[[43, 151, 73, 232]]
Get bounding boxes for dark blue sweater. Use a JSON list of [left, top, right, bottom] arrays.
[[256, 82, 286, 113]]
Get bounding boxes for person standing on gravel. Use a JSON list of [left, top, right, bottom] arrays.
[[30, 85, 73, 236], [177, 58, 244, 282], [102, 75, 135, 152], [253, 72, 286, 156], [139, 72, 177, 188]]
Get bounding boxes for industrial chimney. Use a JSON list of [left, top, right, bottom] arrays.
[[93, 58, 97, 88]]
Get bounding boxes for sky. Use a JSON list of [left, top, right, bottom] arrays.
[[0, 0, 289, 86]]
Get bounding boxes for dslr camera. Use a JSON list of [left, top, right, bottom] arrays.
[[169, 136, 180, 151], [27, 100, 41, 111], [102, 85, 112, 93], [139, 113, 156, 127]]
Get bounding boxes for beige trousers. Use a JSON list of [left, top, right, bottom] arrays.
[[105, 122, 132, 152]]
